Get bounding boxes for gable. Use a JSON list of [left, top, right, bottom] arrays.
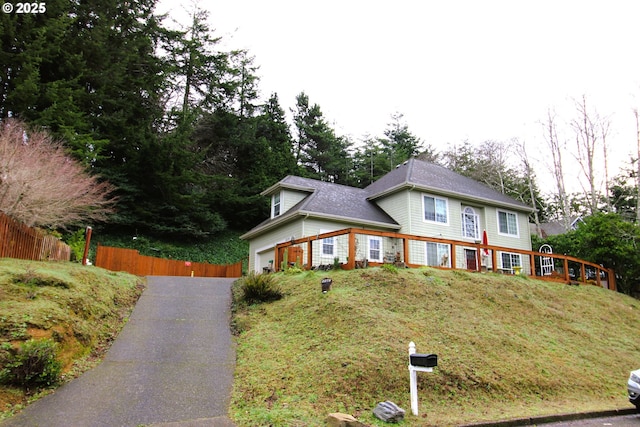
[[365, 159, 534, 213], [241, 176, 400, 240]]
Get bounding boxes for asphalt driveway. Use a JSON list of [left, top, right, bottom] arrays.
[[1, 276, 237, 427]]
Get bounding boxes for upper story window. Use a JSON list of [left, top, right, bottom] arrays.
[[462, 207, 479, 239], [272, 192, 281, 218], [423, 194, 448, 224], [497, 210, 519, 237]]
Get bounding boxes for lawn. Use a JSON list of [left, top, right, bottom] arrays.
[[230, 267, 640, 426], [0, 259, 144, 419]]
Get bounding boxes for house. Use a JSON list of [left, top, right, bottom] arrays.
[[241, 158, 536, 274], [530, 217, 583, 239]]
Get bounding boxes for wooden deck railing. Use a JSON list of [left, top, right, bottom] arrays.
[[0, 211, 71, 261], [95, 245, 242, 278], [274, 228, 616, 291]]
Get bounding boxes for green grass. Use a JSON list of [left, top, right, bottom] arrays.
[[230, 268, 640, 426], [0, 258, 144, 418]]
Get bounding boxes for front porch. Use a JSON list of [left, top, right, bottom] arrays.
[[273, 228, 616, 291]]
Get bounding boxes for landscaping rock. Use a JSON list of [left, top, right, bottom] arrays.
[[326, 412, 366, 427], [372, 401, 405, 423]]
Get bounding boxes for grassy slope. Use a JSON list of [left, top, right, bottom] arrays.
[[230, 267, 640, 427], [0, 259, 144, 418]]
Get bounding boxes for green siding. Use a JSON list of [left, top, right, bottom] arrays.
[[375, 190, 532, 252], [281, 189, 308, 214], [248, 221, 303, 272]]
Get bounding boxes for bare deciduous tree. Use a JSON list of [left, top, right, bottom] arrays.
[[0, 119, 116, 228], [515, 139, 542, 237], [570, 95, 610, 214], [634, 108, 640, 223], [542, 109, 572, 231]]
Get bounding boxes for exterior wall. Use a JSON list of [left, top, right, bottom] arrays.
[[281, 189, 308, 214], [354, 233, 403, 264], [251, 189, 533, 273], [248, 220, 304, 272], [377, 190, 532, 252], [248, 216, 393, 272], [483, 206, 532, 251], [375, 191, 410, 232], [302, 218, 393, 267]]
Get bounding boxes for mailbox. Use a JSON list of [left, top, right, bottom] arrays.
[[410, 353, 437, 368]]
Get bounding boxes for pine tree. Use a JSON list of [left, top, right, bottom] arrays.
[[292, 92, 351, 183]]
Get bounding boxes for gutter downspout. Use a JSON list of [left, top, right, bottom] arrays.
[[408, 185, 415, 234], [301, 213, 309, 236]]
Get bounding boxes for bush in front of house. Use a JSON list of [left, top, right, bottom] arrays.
[[240, 272, 283, 304]]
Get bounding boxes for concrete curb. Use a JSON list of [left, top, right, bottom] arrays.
[[458, 408, 638, 426], [149, 416, 236, 427]]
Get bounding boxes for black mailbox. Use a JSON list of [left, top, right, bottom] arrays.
[[410, 353, 437, 368]]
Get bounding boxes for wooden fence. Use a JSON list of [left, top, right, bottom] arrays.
[[0, 211, 71, 261], [95, 245, 242, 278], [274, 227, 617, 291]]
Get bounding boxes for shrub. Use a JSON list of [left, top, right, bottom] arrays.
[[284, 266, 304, 275], [381, 263, 398, 274], [240, 272, 283, 304], [0, 339, 61, 389], [64, 229, 87, 262]]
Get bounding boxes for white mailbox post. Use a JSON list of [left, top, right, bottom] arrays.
[[408, 341, 437, 416]]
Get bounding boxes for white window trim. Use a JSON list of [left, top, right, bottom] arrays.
[[422, 193, 449, 225], [271, 191, 282, 218], [425, 242, 451, 267], [368, 236, 383, 262], [462, 206, 480, 240], [500, 252, 522, 273], [321, 236, 336, 258], [497, 209, 519, 238]]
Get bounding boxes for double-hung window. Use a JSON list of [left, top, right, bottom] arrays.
[[423, 195, 448, 224], [322, 236, 335, 257], [368, 236, 382, 262], [501, 252, 521, 274], [497, 210, 518, 237], [272, 192, 281, 218], [462, 207, 479, 239]]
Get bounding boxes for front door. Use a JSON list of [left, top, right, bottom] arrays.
[[465, 249, 478, 271]]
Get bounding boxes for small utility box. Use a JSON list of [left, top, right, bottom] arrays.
[[321, 278, 332, 293]]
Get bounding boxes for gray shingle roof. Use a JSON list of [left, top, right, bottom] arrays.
[[242, 158, 533, 239], [280, 176, 399, 224], [365, 158, 533, 211], [241, 176, 400, 239]]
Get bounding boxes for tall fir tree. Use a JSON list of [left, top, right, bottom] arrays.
[[292, 92, 351, 183]]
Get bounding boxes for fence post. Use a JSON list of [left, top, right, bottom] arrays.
[[82, 226, 92, 265]]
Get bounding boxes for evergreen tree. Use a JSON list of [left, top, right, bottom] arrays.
[[292, 92, 351, 183], [380, 112, 423, 167], [351, 138, 390, 187]]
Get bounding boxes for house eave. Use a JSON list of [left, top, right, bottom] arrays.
[[260, 181, 316, 196], [240, 210, 400, 240]]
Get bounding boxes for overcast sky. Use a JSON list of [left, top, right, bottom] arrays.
[[157, 0, 640, 192]]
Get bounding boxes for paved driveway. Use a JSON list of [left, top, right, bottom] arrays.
[[1, 276, 237, 427]]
